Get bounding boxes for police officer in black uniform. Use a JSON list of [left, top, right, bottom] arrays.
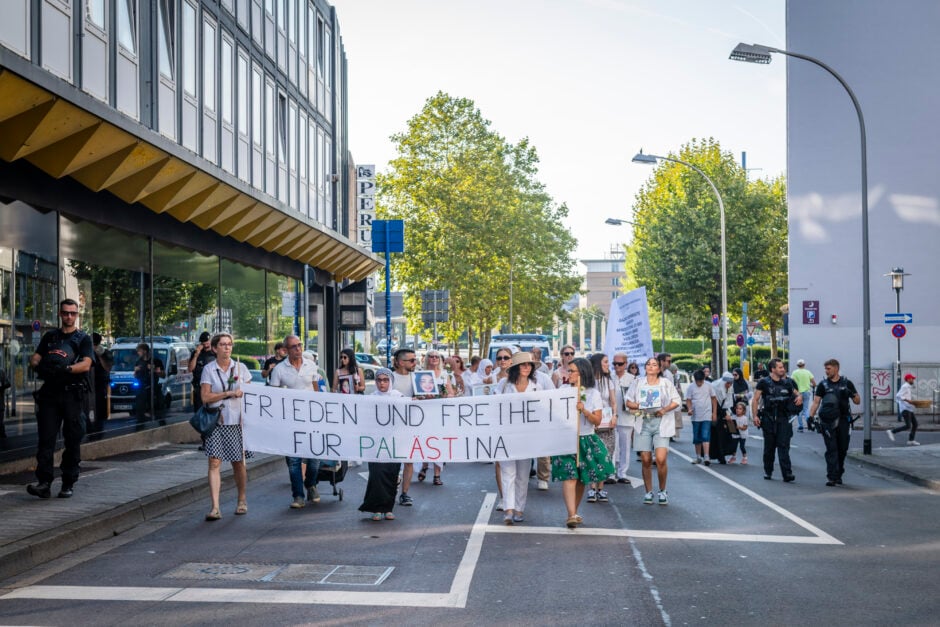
[[751, 357, 802, 482], [809, 358, 860, 487], [188, 331, 216, 412], [27, 298, 94, 499]]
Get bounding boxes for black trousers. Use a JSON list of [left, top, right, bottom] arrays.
[[761, 415, 793, 478], [35, 387, 86, 485], [821, 417, 851, 481], [890, 410, 918, 441]]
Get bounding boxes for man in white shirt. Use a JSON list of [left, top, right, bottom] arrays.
[[686, 369, 717, 465], [269, 335, 322, 509], [391, 348, 417, 505]]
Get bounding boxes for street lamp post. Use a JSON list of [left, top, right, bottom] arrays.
[[886, 267, 908, 394], [730, 42, 873, 454], [631, 152, 729, 374]]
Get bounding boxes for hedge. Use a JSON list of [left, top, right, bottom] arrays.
[[232, 355, 261, 369], [234, 340, 268, 355]]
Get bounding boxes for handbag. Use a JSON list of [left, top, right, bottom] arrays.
[[190, 405, 221, 437]]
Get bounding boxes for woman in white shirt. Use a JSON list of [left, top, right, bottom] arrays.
[[200, 333, 252, 521], [625, 357, 681, 506], [551, 358, 615, 529], [497, 351, 543, 525]]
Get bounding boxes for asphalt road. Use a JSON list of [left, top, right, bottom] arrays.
[[1, 429, 938, 626]]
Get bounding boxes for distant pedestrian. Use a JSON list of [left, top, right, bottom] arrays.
[[808, 358, 860, 486], [261, 342, 287, 381], [753, 362, 769, 382], [334, 347, 366, 394], [189, 332, 216, 409], [0, 364, 9, 439], [625, 357, 680, 506], [887, 373, 920, 446], [391, 348, 418, 506], [686, 369, 717, 465], [728, 402, 749, 464], [790, 359, 816, 432], [709, 372, 736, 463], [587, 353, 617, 503], [552, 345, 577, 388], [200, 332, 252, 521], [552, 358, 615, 528], [88, 333, 112, 441], [360, 368, 403, 521], [752, 358, 801, 482]]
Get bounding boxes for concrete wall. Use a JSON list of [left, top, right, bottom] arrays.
[[787, 0, 940, 404]]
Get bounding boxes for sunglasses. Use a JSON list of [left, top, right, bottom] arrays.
[[496, 356, 510, 361], [60, 311, 78, 317], [613, 361, 626, 366], [399, 358, 416, 363]]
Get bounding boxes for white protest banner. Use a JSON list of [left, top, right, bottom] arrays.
[[603, 286, 654, 364], [241, 386, 579, 462]]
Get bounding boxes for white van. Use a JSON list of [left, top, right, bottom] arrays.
[[108, 337, 194, 415], [487, 334, 552, 363]]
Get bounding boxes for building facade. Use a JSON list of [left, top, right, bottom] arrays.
[[786, 0, 940, 408], [0, 0, 379, 458], [579, 250, 626, 318]]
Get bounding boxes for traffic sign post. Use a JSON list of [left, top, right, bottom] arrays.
[[736, 334, 745, 347]]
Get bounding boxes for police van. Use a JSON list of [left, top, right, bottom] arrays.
[[108, 337, 194, 415]]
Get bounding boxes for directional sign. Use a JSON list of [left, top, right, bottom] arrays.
[[884, 313, 912, 324], [736, 334, 745, 347], [747, 336, 756, 346], [891, 324, 907, 339]]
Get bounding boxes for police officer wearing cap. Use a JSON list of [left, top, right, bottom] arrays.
[[27, 298, 94, 499]]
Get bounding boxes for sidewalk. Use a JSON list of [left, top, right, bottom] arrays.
[[849, 443, 940, 491], [0, 444, 282, 582]]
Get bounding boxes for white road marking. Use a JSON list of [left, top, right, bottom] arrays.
[[485, 525, 840, 544], [358, 471, 369, 481], [0, 494, 497, 609], [669, 447, 842, 544]]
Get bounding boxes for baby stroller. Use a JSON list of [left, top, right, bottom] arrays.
[[316, 460, 348, 501]]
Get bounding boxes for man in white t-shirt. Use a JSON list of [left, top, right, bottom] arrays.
[[686, 369, 717, 465], [611, 352, 636, 483], [269, 335, 322, 509]]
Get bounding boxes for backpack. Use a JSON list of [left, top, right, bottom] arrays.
[[818, 378, 848, 422]]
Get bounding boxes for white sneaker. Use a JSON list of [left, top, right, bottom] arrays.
[[908, 440, 921, 446], [643, 491, 654, 505], [692, 457, 702, 465], [537, 480, 549, 491], [658, 490, 668, 506], [886, 430, 895, 442], [496, 499, 504, 511]]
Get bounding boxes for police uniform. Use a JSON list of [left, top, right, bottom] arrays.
[[755, 375, 798, 480], [32, 328, 94, 494]]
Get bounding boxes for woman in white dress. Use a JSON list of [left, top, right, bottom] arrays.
[[497, 351, 544, 524]]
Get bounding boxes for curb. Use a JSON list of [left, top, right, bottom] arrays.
[[849, 452, 940, 492], [0, 454, 283, 582]]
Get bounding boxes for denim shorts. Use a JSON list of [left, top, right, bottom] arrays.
[[692, 420, 712, 444], [634, 416, 671, 452]]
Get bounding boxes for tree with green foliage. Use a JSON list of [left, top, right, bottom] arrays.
[[627, 138, 788, 363], [377, 92, 581, 356]]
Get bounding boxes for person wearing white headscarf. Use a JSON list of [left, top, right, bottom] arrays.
[[359, 368, 403, 521]]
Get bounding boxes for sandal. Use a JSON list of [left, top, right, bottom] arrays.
[[205, 508, 221, 521], [433, 476, 443, 486], [235, 501, 248, 515], [371, 512, 383, 521], [565, 515, 580, 529], [384, 512, 396, 520], [418, 465, 428, 482]]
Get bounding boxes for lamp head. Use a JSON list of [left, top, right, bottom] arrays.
[[730, 43, 774, 64], [605, 218, 623, 226], [631, 151, 658, 165]]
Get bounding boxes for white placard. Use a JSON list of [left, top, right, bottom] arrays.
[[241, 386, 579, 462], [602, 287, 654, 364]]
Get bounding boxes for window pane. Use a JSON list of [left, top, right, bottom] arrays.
[[237, 54, 249, 133], [87, 0, 106, 29], [182, 2, 196, 96], [251, 68, 262, 144], [158, 0, 174, 78], [265, 82, 274, 156], [203, 20, 216, 112], [117, 0, 136, 53], [221, 38, 233, 124]]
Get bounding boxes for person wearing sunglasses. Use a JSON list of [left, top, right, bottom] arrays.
[[610, 352, 636, 484], [551, 345, 577, 388], [391, 348, 418, 505], [415, 349, 455, 485], [26, 299, 95, 500]]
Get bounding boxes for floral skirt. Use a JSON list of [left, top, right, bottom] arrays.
[[551, 434, 616, 483]]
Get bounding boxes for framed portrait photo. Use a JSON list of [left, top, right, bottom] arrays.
[[412, 370, 440, 397], [471, 384, 493, 396], [338, 374, 355, 394]]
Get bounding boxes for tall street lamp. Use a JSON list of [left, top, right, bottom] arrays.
[[632, 151, 728, 373], [886, 267, 909, 395], [730, 42, 873, 453]]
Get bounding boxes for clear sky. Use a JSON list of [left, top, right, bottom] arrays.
[[332, 0, 786, 261]]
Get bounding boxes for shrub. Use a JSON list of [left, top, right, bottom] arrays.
[[232, 355, 260, 369]]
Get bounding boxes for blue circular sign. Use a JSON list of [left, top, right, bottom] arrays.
[[891, 323, 907, 338], [747, 336, 756, 346]]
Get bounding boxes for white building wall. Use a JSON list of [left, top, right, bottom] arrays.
[[787, 1, 940, 402]]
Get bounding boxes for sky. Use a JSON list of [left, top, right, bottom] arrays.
[[331, 0, 786, 262]]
